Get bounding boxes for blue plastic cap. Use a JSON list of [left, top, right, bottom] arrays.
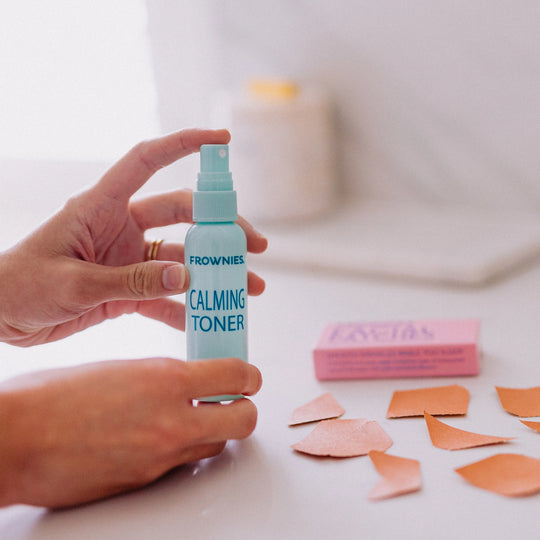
[[194, 144, 237, 222]]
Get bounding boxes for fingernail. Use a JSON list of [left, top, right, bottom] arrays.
[[162, 264, 186, 291]]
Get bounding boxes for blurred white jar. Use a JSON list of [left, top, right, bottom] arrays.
[[213, 80, 337, 224]]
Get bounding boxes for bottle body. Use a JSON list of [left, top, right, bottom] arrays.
[[185, 221, 248, 401]]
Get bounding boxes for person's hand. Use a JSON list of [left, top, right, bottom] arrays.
[[0, 357, 262, 508], [0, 129, 267, 346]]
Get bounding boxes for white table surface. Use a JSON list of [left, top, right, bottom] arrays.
[[0, 255, 539, 539], [0, 175, 539, 538]]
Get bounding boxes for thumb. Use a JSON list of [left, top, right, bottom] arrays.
[[80, 261, 189, 303]]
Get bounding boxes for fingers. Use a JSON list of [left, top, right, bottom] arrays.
[[183, 358, 262, 400], [130, 190, 193, 230], [132, 194, 267, 256], [132, 273, 263, 330], [193, 399, 258, 443], [144, 240, 185, 263], [71, 254, 261, 317], [97, 129, 231, 202], [142, 240, 265, 296], [77, 260, 189, 304], [247, 270, 266, 296], [237, 215, 268, 254], [178, 441, 227, 464], [132, 190, 267, 254], [132, 275, 263, 331], [136, 298, 186, 331]]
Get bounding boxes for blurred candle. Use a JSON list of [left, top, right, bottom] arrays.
[[214, 79, 337, 224]]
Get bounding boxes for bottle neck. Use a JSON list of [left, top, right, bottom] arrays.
[[193, 190, 238, 222]]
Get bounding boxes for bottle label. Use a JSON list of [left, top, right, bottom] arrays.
[[186, 250, 248, 362], [188, 255, 245, 266], [188, 287, 246, 332]]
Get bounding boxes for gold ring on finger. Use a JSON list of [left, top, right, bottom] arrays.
[[147, 239, 164, 261]]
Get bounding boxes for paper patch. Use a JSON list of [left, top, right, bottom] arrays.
[[456, 453, 540, 496], [424, 411, 513, 450], [288, 392, 345, 426], [291, 418, 393, 457], [495, 386, 540, 417], [386, 384, 469, 418], [520, 420, 540, 433], [368, 450, 422, 500]]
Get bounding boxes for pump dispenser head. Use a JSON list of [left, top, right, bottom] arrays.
[[193, 144, 238, 222]]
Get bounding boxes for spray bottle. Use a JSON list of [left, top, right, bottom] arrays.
[[185, 144, 248, 401]]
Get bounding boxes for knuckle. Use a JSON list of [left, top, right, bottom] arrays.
[[132, 141, 155, 173], [173, 190, 194, 223], [148, 356, 181, 371], [145, 358, 187, 396], [164, 358, 190, 386], [132, 140, 165, 175], [126, 264, 153, 298], [62, 193, 82, 215]]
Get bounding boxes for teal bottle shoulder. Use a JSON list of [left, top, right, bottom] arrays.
[[185, 221, 246, 247]]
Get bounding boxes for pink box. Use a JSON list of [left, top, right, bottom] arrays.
[[313, 319, 480, 380]]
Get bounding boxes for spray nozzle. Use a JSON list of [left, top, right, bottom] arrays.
[[193, 144, 237, 221], [200, 145, 229, 173], [198, 144, 233, 191]]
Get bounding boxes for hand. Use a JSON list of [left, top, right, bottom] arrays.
[[0, 357, 262, 508], [0, 129, 267, 346]]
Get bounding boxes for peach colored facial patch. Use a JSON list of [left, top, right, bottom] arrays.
[[495, 386, 540, 417], [456, 453, 540, 497], [520, 420, 540, 433], [291, 418, 393, 457], [288, 392, 345, 426], [368, 450, 422, 500], [424, 411, 513, 450], [386, 384, 469, 418]]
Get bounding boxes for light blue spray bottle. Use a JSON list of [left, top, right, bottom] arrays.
[[185, 144, 248, 401]]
